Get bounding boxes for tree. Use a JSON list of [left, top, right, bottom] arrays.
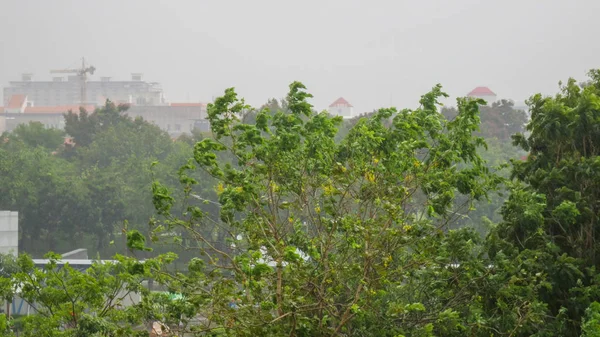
[[0, 253, 18, 279], [442, 99, 527, 141], [150, 82, 500, 335], [489, 70, 600, 336], [0, 144, 89, 254], [63, 101, 132, 149], [2, 122, 65, 150], [0, 252, 174, 336]]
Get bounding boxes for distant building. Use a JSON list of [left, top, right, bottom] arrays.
[[0, 101, 208, 136], [1, 69, 212, 135], [127, 103, 209, 136], [328, 97, 354, 119], [467, 87, 497, 105], [0, 211, 18, 256], [3, 73, 165, 107]]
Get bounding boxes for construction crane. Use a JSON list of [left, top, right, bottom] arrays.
[[50, 57, 96, 105]]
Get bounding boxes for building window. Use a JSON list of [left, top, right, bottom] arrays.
[[175, 124, 181, 131], [167, 124, 171, 131]]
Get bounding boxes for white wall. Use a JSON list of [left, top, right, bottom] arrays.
[[328, 106, 353, 118], [0, 211, 18, 256], [0, 115, 6, 133]]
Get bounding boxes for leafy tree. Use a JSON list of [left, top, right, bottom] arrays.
[[150, 82, 500, 335], [442, 99, 527, 141], [2, 122, 65, 150], [0, 253, 18, 279], [0, 144, 89, 253], [582, 302, 600, 337], [0, 252, 174, 336], [63, 101, 131, 148], [489, 70, 600, 335]]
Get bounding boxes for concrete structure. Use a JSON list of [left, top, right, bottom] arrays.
[[127, 103, 209, 136], [61, 248, 89, 260], [0, 211, 18, 256], [0, 103, 208, 136], [467, 87, 497, 105], [328, 97, 354, 119], [4, 73, 166, 107], [1, 104, 95, 133]]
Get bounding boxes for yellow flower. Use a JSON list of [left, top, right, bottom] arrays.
[[216, 182, 225, 195], [323, 184, 335, 196], [365, 171, 375, 183]]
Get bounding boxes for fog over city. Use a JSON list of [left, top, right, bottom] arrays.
[[3, 1, 600, 335], [2, 0, 600, 111]]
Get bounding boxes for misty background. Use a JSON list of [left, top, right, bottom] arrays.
[[2, 0, 599, 112]]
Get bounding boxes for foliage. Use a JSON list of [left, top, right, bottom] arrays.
[[150, 81, 501, 335], [4, 71, 600, 336], [489, 70, 600, 336], [582, 302, 600, 337], [0, 252, 174, 336], [0, 253, 18, 279], [442, 99, 527, 141], [0, 100, 202, 257], [2, 122, 65, 150]]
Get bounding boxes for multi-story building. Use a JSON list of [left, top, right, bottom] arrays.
[[1, 70, 209, 136], [0, 100, 208, 137], [3, 73, 166, 107]]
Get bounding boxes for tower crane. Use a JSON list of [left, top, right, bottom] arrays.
[[50, 58, 96, 105]]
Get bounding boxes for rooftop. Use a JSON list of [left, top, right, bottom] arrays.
[[7, 94, 26, 109], [329, 97, 353, 108], [467, 87, 496, 97]]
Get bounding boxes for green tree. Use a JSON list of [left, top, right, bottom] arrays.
[[0, 144, 89, 254], [0, 253, 18, 279], [442, 99, 527, 141], [63, 101, 131, 148], [0, 252, 174, 336], [489, 70, 600, 336], [150, 82, 500, 335], [2, 122, 65, 150]]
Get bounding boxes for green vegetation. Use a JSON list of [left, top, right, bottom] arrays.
[[1, 71, 600, 335]]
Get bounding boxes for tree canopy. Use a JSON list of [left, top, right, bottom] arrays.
[[5, 72, 600, 335]]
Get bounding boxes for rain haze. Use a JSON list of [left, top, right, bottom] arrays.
[[5, 1, 600, 334], [2, 0, 600, 112]]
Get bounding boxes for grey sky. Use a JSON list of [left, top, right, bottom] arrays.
[[1, 0, 599, 113]]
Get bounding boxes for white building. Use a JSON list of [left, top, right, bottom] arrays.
[[3, 73, 166, 107], [328, 97, 354, 119], [466, 87, 497, 105], [0, 211, 18, 256]]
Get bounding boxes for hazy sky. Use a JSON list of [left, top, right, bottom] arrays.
[[2, 0, 599, 112]]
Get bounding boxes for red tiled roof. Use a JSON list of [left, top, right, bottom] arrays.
[[329, 97, 353, 108], [7, 94, 27, 109], [170, 103, 207, 107], [467, 87, 496, 96], [24, 105, 95, 114]]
